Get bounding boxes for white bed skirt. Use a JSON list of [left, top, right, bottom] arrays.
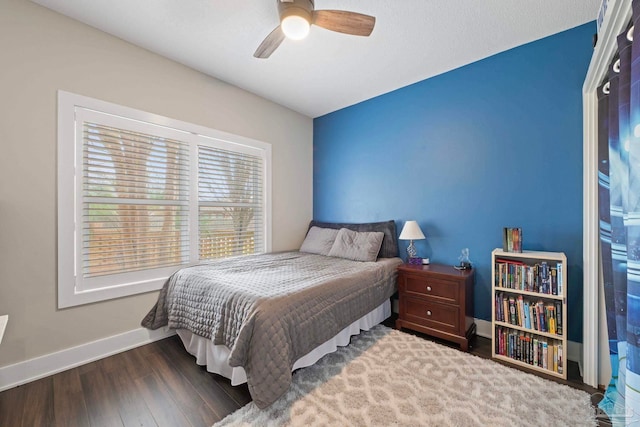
[[176, 299, 391, 386]]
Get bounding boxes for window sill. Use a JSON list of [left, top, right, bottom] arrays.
[[57, 277, 167, 309]]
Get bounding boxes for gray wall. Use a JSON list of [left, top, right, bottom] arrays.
[[0, 0, 313, 367]]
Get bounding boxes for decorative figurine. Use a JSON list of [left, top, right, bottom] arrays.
[[458, 248, 472, 270]]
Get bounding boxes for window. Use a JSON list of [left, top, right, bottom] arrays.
[[58, 91, 271, 308]]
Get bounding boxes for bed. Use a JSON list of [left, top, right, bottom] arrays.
[[142, 220, 402, 408]]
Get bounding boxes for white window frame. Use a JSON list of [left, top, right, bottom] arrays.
[[58, 91, 272, 308]]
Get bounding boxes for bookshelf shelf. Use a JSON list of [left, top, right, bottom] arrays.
[[491, 248, 567, 380], [492, 354, 565, 379], [493, 287, 565, 302], [493, 321, 562, 340], [494, 249, 566, 262]]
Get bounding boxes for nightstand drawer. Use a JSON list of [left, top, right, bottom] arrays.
[[404, 297, 459, 333], [404, 275, 459, 304]]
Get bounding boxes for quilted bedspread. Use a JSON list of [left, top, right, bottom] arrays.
[[141, 251, 402, 408]]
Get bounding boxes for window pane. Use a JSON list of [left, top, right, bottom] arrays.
[[198, 146, 262, 204], [84, 123, 189, 201], [198, 145, 264, 260], [83, 204, 189, 277], [199, 206, 263, 260], [82, 122, 190, 278]]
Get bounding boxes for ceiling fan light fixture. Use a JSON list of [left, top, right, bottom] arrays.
[[281, 14, 310, 40], [254, 0, 375, 59]]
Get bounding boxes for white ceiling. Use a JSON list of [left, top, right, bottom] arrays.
[[32, 0, 600, 118]]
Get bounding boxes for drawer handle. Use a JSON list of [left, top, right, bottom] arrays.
[[426, 286, 432, 292], [426, 310, 432, 316]]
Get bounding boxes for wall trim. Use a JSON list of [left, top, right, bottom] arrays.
[[475, 318, 582, 365], [0, 327, 175, 392], [0, 318, 588, 392], [475, 318, 492, 339]]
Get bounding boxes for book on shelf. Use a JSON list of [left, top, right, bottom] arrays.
[[502, 227, 523, 252], [555, 301, 563, 335], [537, 303, 546, 333], [530, 304, 537, 330], [509, 297, 516, 325], [540, 262, 549, 294], [517, 295, 525, 326], [558, 344, 563, 374], [557, 262, 563, 295], [502, 296, 508, 322], [547, 308, 556, 335]]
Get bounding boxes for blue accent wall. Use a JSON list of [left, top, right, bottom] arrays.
[[313, 22, 595, 343]]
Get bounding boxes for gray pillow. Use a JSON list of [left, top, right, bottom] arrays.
[[328, 228, 384, 262], [300, 226, 339, 256], [308, 220, 398, 258]]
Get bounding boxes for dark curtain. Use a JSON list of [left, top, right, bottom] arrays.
[[598, 0, 640, 421]]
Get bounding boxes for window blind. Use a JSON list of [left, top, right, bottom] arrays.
[[82, 122, 190, 278], [198, 145, 264, 260]]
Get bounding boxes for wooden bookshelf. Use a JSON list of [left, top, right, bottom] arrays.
[[491, 249, 567, 379]]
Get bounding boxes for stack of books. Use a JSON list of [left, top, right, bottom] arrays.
[[495, 326, 563, 374], [494, 260, 563, 296], [494, 292, 563, 336]]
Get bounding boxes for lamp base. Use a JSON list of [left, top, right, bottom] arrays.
[[406, 240, 418, 259], [408, 257, 422, 265]]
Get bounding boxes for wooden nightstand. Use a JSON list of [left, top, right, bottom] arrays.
[[395, 263, 475, 351]]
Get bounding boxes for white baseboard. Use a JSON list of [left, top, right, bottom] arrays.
[[475, 318, 493, 339], [0, 317, 588, 392], [474, 317, 582, 365], [0, 327, 175, 392]]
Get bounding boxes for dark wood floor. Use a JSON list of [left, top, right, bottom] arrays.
[[0, 335, 251, 427], [0, 324, 606, 427]]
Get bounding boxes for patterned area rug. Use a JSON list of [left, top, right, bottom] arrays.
[[214, 326, 596, 426]]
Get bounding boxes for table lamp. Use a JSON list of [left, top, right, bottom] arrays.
[[399, 220, 426, 264]]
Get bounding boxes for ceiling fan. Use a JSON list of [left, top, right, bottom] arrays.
[[254, 0, 376, 59]]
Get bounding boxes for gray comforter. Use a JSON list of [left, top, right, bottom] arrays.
[[141, 251, 401, 408]]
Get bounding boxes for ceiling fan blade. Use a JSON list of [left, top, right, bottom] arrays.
[[254, 26, 286, 59], [312, 10, 375, 37]]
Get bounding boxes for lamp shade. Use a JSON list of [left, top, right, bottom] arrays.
[[399, 220, 425, 240]]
